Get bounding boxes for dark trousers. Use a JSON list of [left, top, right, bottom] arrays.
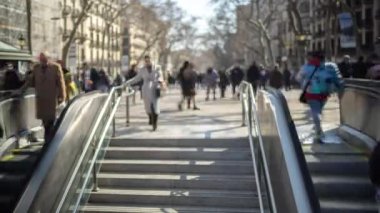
[[43, 119, 55, 143], [220, 86, 226, 98]]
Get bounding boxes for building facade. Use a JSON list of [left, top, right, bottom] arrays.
[[60, 0, 122, 75], [0, 0, 28, 49], [31, 0, 62, 60], [123, 1, 166, 69], [308, 0, 379, 60]]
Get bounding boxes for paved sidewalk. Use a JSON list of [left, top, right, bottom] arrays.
[[114, 88, 247, 139]]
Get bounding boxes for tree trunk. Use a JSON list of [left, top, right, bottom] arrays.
[[26, 0, 32, 54], [61, 3, 93, 65]]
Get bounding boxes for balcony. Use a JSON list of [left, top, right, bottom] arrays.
[[363, 0, 374, 5]]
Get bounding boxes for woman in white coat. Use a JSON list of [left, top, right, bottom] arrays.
[[127, 55, 165, 131]]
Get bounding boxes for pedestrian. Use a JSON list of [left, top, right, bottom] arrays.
[[352, 56, 368, 79], [366, 54, 380, 80], [283, 65, 292, 91], [297, 51, 343, 142], [177, 62, 200, 110], [246, 62, 260, 93], [269, 65, 283, 89], [81, 63, 99, 93], [57, 60, 78, 101], [96, 69, 111, 93], [259, 65, 268, 89], [17, 53, 66, 144], [126, 55, 165, 131], [229, 65, 244, 97], [338, 55, 353, 78], [218, 69, 229, 98], [203, 67, 219, 101], [3, 62, 24, 90]]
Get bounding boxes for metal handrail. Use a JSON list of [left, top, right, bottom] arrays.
[[240, 81, 277, 213], [55, 84, 134, 212]]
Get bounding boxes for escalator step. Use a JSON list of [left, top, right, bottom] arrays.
[[0, 155, 37, 173], [0, 173, 27, 195], [11, 145, 43, 156], [0, 195, 15, 212]]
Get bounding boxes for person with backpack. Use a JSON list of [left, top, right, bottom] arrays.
[[297, 51, 343, 142]]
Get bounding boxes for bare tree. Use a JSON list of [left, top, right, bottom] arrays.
[[100, 2, 133, 68], [61, 0, 94, 65]]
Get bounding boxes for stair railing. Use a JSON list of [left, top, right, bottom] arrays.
[[55, 84, 134, 212], [240, 81, 277, 213]]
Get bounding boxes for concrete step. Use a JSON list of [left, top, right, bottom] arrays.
[[313, 175, 375, 200], [110, 138, 249, 148], [99, 159, 254, 175], [97, 173, 256, 191], [305, 154, 368, 176], [104, 147, 251, 161], [81, 204, 259, 213], [320, 199, 378, 213], [88, 188, 258, 208]]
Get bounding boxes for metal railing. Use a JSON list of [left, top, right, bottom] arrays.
[[55, 84, 134, 212], [240, 81, 277, 213]]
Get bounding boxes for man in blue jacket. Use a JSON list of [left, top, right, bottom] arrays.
[[297, 52, 343, 142]]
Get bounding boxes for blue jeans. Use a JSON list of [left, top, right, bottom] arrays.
[[307, 100, 326, 136]]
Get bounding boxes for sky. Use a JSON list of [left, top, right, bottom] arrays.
[[174, 0, 213, 33]]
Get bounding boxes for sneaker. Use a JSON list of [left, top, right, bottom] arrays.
[[193, 106, 200, 110]]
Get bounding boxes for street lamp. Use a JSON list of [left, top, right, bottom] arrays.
[[18, 34, 26, 50]]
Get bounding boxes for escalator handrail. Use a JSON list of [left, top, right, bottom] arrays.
[[240, 81, 276, 213], [55, 84, 134, 212], [14, 91, 102, 213], [263, 88, 320, 212]]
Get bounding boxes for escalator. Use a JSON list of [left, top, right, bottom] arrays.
[[0, 91, 112, 212], [241, 79, 379, 213]]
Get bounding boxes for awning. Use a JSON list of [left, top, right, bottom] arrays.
[[0, 41, 32, 61]]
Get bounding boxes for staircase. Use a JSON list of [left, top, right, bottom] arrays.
[[303, 143, 378, 213], [82, 138, 259, 213]]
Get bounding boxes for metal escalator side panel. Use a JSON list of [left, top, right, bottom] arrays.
[[256, 89, 320, 213], [14, 93, 108, 213]]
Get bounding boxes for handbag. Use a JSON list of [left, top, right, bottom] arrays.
[[155, 87, 161, 98], [299, 66, 319, 104]]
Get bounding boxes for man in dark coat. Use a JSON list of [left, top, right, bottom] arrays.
[[283, 66, 291, 91], [338, 55, 353, 78], [246, 62, 260, 93], [81, 62, 99, 93], [352, 56, 368, 79], [3, 63, 24, 90], [269, 65, 283, 89], [229, 65, 244, 97], [218, 70, 229, 98]]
